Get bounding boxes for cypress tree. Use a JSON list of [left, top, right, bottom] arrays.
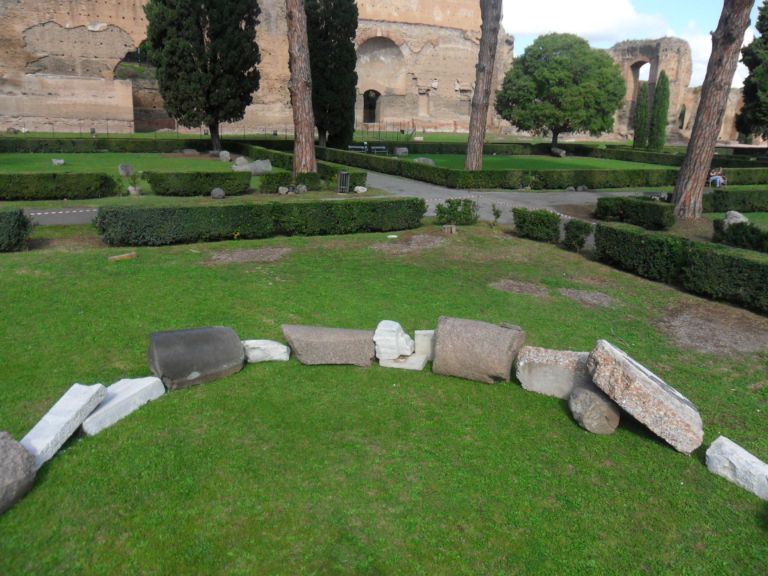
[[649, 71, 670, 151], [305, 0, 359, 148], [736, 0, 768, 139], [633, 82, 650, 149]]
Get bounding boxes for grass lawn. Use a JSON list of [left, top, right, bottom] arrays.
[[404, 154, 667, 171], [0, 224, 766, 574]]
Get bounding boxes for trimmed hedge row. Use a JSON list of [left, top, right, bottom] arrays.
[[0, 173, 118, 200], [145, 172, 252, 196], [0, 210, 32, 252], [563, 219, 594, 252], [595, 223, 768, 313], [95, 198, 427, 246], [0, 137, 208, 154], [594, 196, 675, 230], [702, 189, 768, 212], [512, 208, 561, 242], [713, 220, 768, 253]]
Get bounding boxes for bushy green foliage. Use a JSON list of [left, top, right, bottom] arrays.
[[145, 172, 251, 196], [633, 83, 650, 149], [594, 196, 675, 230], [306, 0, 358, 148], [713, 219, 768, 253], [0, 210, 32, 252], [595, 222, 768, 313], [95, 198, 427, 246], [702, 188, 768, 212], [649, 71, 670, 151], [144, 0, 261, 147], [495, 33, 625, 146], [0, 174, 118, 200], [736, 2, 768, 139], [259, 171, 323, 193], [435, 199, 479, 225], [563, 219, 594, 251], [512, 208, 561, 242]]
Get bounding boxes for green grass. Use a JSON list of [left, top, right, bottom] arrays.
[[405, 154, 667, 171], [0, 225, 766, 574]]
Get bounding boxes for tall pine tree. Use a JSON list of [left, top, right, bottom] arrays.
[[144, 0, 261, 152], [649, 71, 670, 151], [633, 82, 650, 149], [305, 0, 358, 148], [736, 0, 768, 138]]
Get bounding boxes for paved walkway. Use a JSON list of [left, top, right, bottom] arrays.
[[25, 208, 98, 226]]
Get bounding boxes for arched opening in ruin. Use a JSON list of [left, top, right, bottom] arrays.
[[363, 90, 381, 123], [629, 61, 652, 127]]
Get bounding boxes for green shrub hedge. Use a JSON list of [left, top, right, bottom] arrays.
[[702, 189, 768, 212], [595, 222, 768, 313], [145, 172, 251, 196], [95, 198, 427, 246], [713, 220, 768, 253], [0, 210, 32, 252], [513, 208, 561, 243], [435, 199, 479, 225], [0, 173, 118, 200], [594, 196, 675, 230], [0, 137, 208, 154], [563, 219, 594, 252]]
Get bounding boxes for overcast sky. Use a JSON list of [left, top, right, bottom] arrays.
[[501, 0, 762, 87]]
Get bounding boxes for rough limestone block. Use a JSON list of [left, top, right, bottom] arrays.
[[242, 340, 291, 363], [282, 325, 375, 367], [380, 354, 429, 371], [516, 346, 591, 399], [568, 382, 621, 435], [219, 150, 231, 162], [81, 377, 166, 437], [21, 384, 107, 470], [374, 321, 415, 360], [414, 330, 435, 361], [432, 316, 526, 384], [148, 326, 245, 390], [0, 432, 36, 515], [588, 340, 703, 454], [706, 436, 768, 500]]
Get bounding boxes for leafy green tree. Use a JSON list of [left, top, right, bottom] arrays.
[[144, 0, 261, 151], [633, 82, 650, 149], [736, 0, 768, 138], [305, 0, 358, 148], [649, 71, 670, 151], [495, 33, 625, 147]]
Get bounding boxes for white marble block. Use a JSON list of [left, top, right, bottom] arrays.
[[242, 340, 291, 363], [706, 436, 768, 500], [373, 321, 414, 360], [415, 330, 435, 361], [21, 384, 106, 469], [380, 354, 429, 371], [81, 377, 166, 437]]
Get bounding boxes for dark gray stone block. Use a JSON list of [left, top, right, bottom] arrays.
[[0, 432, 36, 515], [148, 326, 245, 390]]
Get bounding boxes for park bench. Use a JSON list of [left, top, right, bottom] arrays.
[[348, 144, 368, 153], [370, 145, 388, 155]]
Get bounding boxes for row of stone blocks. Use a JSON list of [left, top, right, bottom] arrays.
[[3, 319, 767, 516]]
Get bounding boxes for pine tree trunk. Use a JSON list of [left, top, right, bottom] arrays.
[[551, 131, 559, 147], [286, 0, 317, 175], [209, 122, 222, 152], [673, 0, 754, 219], [465, 0, 503, 172]]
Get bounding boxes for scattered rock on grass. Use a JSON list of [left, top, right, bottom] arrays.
[[52, 159, 65, 166], [81, 377, 166, 437], [706, 436, 768, 500], [569, 382, 621, 435], [516, 346, 591, 399], [414, 157, 436, 167], [0, 432, 36, 515], [374, 321, 414, 360], [219, 150, 231, 162], [242, 340, 291, 363], [282, 325, 375, 367], [211, 187, 225, 199]]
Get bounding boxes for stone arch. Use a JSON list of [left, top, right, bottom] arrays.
[[356, 36, 407, 97]]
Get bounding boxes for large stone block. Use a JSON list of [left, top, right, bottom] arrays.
[[81, 377, 166, 437], [148, 326, 245, 390], [568, 382, 621, 435], [380, 354, 429, 371], [516, 346, 591, 399], [373, 320, 414, 360], [20, 383, 107, 470], [282, 325, 375, 367], [588, 340, 703, 454], [242, 340, 291, 363], [415, 330, 435, 361], [0, 432, 36, 515], [706, 436, 768, 501], [432, 317, 526, 384]]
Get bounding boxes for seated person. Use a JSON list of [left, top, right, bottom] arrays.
[[708, 168, 727, 187]]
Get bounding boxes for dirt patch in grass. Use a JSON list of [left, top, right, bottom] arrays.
[[655, 301, 768, 355], [371, 234, 447, 255], [490, 279, 549, 297], [28, 237, 105, 251], [559, 288, 617, 308], [206, 247, 292, 265]]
